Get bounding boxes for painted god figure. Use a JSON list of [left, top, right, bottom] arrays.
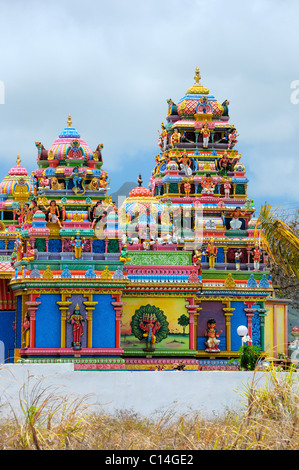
[[72, 231, 85, 260], [158, 122, 168, 151], [217, 152, 230, 176], [39, 171, 50, 190], [120, 244, 131, 264], [192, 249, 203, 268], [178, 151, 192, 176], [67, 304, 85, 349], [42, 199, 62, 228], [204, 318, 222, 352], [206, 239, 217, 269], [22, 314, 30, 348], [71, 167, 86, 194], [235, 248, 242, 271], [14, 235, 24, 261], [23, 242, 35, 262], [183, 180, 191, 197], [229, 207, 246, 230], [223, 178, 231, 198], [201, 174, 216, 195], [67, 139, 84, 159], [139, 315, 161, 351], [252, 243, 262, 271], [170, 128, 181, 147], [228, 129, 239, 149], [200, 122, 210, 148]]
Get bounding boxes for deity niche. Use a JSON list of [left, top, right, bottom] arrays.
[[72, 231, 86, 260], [204, 318, 223, 352], [67, 304, 85, 350], [71, 167, 86, 194], [67, 139, 84, 159], [130, 304, 169, 352]]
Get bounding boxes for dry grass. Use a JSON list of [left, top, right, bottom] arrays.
[[0, 364, 298, 450]]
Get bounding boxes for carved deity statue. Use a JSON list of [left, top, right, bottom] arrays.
[[67, 304, 85, 349], [204, 318, 222, 352]]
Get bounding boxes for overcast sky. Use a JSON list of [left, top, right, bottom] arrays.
[[0, 0, 298, 216]]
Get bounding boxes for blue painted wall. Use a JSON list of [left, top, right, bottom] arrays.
[[35, 294, 61, 348], [231, 301, 247, 351], [0, 310, 15, 362], [92, 295, 115, 348], [16, 295, 22, 349]]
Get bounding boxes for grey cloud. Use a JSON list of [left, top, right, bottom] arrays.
[[0, 0, 298, 209]]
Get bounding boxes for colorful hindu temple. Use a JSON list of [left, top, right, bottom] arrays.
[[0, 68, 290, 370]]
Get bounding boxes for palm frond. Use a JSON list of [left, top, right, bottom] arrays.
[[255, 203, 299, 280]]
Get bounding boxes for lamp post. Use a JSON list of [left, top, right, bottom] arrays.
[[237, 325, 249, 346]]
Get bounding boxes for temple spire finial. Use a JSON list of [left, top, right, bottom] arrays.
[[194, 66, 201, 85], [67, 114, 72, 128], [16, 154, 21, 166], [186, 66, 209, 95]]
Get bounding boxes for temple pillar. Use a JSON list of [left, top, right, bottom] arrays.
[[246, 248, 252, 269], [223, 246, 228, 264], [194, 306, 202, 351], [57, 298, 72, 348], [257, 303, 268, 351], [244, 301, 257, 345], [222, 301, 235, 351], [83, 298, 98, 348], [25, 294, 41, 348], [185, 297, 199, 350], [111, 294, 126, 349]]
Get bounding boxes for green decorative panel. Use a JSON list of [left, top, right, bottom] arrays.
[[236, 184, 245, 194], [169, 183, 179, 194], [225, 230, 248, 238], [108, 239, 120, 253], [35, 238, 46, 252], [126, 250, 192, 266], [60, 228, 94, 237]]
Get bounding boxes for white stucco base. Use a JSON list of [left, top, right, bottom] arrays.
[[0, 364, 270, 419]]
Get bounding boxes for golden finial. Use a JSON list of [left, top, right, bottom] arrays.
[[186, 66, 209, 95], [67, 114, 72, 128], [16, 154, 21, 166], [194, 66, 201, 85]]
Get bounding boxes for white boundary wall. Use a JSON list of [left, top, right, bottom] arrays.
[[0, 363, 274, 419]]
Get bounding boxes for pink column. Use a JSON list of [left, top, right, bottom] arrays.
[[246, 248, 251, 264], [185, 297, 198, 350], [273, 304, 277, 357], [244, 301, 257, 344], [25, 294, 41, 348], [111, 294, 126, 349]]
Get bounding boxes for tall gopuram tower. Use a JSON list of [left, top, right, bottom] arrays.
[[0, 116, 128, 367], [117, 67, 289, 369]]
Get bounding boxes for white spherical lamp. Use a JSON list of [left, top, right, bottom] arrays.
[[237, 325, 248, 337]]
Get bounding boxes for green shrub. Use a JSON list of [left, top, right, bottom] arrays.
[[239, 344, 263, 370]]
